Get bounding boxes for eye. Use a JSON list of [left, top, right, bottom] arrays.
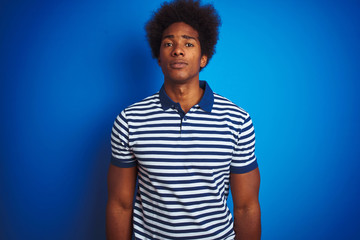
[[185, 43, 194, 47], [164, 42, 173, 47]]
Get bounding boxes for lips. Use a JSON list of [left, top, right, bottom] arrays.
[[170, 60, 188, 69]]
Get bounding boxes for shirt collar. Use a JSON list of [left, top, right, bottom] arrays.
[[159, 80, 214, 112]]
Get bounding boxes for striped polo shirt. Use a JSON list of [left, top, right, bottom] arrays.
[[111, 81, 258, 240]]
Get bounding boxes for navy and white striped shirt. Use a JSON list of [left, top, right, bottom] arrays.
[[111, 81, 258, 240]]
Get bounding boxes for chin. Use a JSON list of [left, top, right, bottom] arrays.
[[170, 76, 194, 84], [167, 72, 199, 83], [165, 72, 189, 82]]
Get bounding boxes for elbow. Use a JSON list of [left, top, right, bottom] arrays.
[[233, 201, 260, 216], [107, 197, 134, 212]]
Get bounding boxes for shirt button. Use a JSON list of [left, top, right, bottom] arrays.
[[183, 117, 187, 121]]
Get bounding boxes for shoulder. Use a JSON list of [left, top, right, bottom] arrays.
[[114, 92, 161, 119], [112, 92, 160, 129], [212, 92, 250, 124], [125, 92, 160, 111]]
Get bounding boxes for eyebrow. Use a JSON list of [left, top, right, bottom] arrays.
[[162, 34, 197, 40]]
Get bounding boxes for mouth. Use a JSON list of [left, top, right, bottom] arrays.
[[170, 61, 188, 69]]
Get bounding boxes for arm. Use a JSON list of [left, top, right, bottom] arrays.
[[106, 164, 137, 240], [230, 167, 261, 240]]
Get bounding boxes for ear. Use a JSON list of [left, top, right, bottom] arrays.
[[200, 55, 208, 68], [158, 58, 161, 66]]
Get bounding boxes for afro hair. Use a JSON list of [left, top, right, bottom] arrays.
[[145, 0, 221, 69]]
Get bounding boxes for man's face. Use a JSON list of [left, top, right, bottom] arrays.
[[158, 22, 207, 84]]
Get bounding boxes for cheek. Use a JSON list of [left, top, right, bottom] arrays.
[[194, 49, 203, 62], [194, 54, 203, 66], [158, 53, 166, 66], [159, 49, 169, 62]]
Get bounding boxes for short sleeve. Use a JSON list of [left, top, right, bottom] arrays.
[[110, 110, 137, 168], [230, 114, 258, 174]]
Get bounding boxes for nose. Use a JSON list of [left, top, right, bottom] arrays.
[[171, 44, 184, 57]]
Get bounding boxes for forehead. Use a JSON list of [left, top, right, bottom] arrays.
[[162, 22, 199, 39]]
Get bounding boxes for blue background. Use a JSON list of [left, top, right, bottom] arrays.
[[1, 0, 359, 239]]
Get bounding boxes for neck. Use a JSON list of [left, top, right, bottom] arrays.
[[164, 80, 204, 113]]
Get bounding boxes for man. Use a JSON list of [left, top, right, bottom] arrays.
[[106, 0, 261, 239]]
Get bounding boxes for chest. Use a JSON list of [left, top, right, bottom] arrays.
[[127, 110, 238, 171]]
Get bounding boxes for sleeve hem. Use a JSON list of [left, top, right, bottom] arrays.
[[230, 160, 258, 174], [111, 156, 137, 168]]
